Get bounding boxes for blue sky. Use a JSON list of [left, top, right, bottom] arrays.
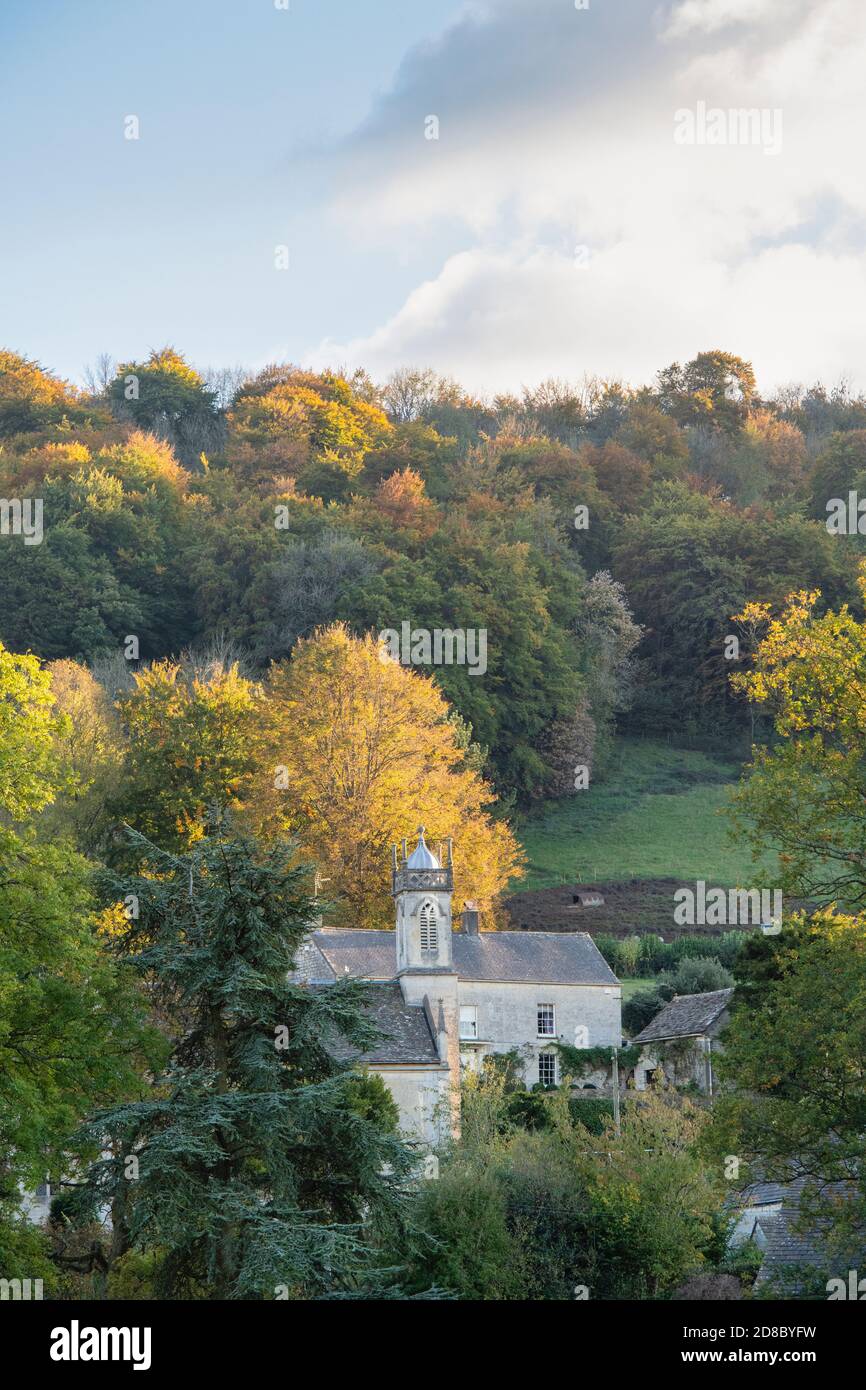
[[0, 0, 466, 383], [2, 0, 866, 395]]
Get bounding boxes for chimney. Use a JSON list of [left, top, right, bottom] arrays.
[[461, 900, 480, 935]]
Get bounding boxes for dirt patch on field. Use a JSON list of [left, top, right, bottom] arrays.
[[503, 877, 803, 941]]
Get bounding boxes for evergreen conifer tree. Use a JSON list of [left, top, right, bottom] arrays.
[[79, 828, 415, 1299]]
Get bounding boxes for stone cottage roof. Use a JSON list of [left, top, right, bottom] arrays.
[[752, 1210, 826, 1287], [753, 1202, 864, 1291], [309, 928, 618, 987], [631, 988, 733, 1044], [733, 1175, 864, 1290], [737, 1178, 796, 1208], [327, 981, 442, 1067]]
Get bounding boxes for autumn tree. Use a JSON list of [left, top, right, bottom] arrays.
[[359, 420, 458, 494], [348, 467, 439, 542], [578, 440, 651, 506], [42, 659, 126, 855], [615, 399, 689, 479], [0, 349, 79, 436], [657, 350, 757, 436], [261, 624, 523, 927], [731, 568, 866, 906], [114, 654, 266, 856], [735, 410, 808, 496], [226, 368, 392, 496]]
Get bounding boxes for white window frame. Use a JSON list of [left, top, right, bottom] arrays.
[[538, 1051, 557, 1088], [537, 1003, 556, 1038], [459, 1005, 478, 1040]]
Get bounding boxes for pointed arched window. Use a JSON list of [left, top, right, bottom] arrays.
[[419, 901, 438, 953]]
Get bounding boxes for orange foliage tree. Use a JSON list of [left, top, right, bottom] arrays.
[[260, 623, 523, 927]]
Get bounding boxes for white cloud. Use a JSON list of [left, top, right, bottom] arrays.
[[662, 0, 789, 39], [310, 241, 866, 395], [307, 0, 866, 392]]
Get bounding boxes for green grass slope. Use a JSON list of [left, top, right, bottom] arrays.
[[514, 738, 775, 893]]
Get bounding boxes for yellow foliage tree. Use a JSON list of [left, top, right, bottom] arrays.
[[260, 624, 523, 927], [44, 659, 125, 852], [227, 370, 392, 485], [117, 656, 266, 851]]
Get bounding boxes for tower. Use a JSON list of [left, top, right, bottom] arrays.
[[392, 826, 455, 975], [392, 827, 460, 1135]]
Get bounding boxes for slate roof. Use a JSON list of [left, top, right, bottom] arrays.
[[328, 981, 442, 1067], [631, 988, 733, 1044], [731, 1176, 866, 1291], [753, 1206, 864, 1290], [737, 1179, 797, 1208], [310, 928, 618, 986], [753, 1210, 826, 1286]]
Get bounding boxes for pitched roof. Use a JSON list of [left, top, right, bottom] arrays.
[[328, 981, 442, 1067], [311, 928, 618, 987], [753, 1210, 825, 1285], [453, 931, 618, 985], [737, 1178, 795, 1208], [631, 988, 733, 1044], [753, 1186, 866, 1289]]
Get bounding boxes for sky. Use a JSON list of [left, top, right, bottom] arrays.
[[1, 0, 865, 397]]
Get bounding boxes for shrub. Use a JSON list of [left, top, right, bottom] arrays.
[[623, 987, 667, 1036], [568, 1097, 615, 1134], [399, 1165, 522, 1300], [660, 956, 734, 996]]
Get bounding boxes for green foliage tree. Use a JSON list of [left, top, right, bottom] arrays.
[[108, 348, 221, 470], [0, 432, 197, 661], [808, 428, 866, 521], [79, 830, 415, 1298], [395, 1084, 722, 1299], [657, 349, 757, 436], [0, 644, 156, 1206], [613, 483, 857, 732], [709, 909, 866, 1247]]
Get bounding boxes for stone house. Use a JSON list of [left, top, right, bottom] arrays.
[[630, 988, 733, 1093], [294, 828, 622, 1144]]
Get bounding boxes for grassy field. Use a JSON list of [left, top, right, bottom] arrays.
[[514, 737, 776, 894], [619, 977, 656, 1000]]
